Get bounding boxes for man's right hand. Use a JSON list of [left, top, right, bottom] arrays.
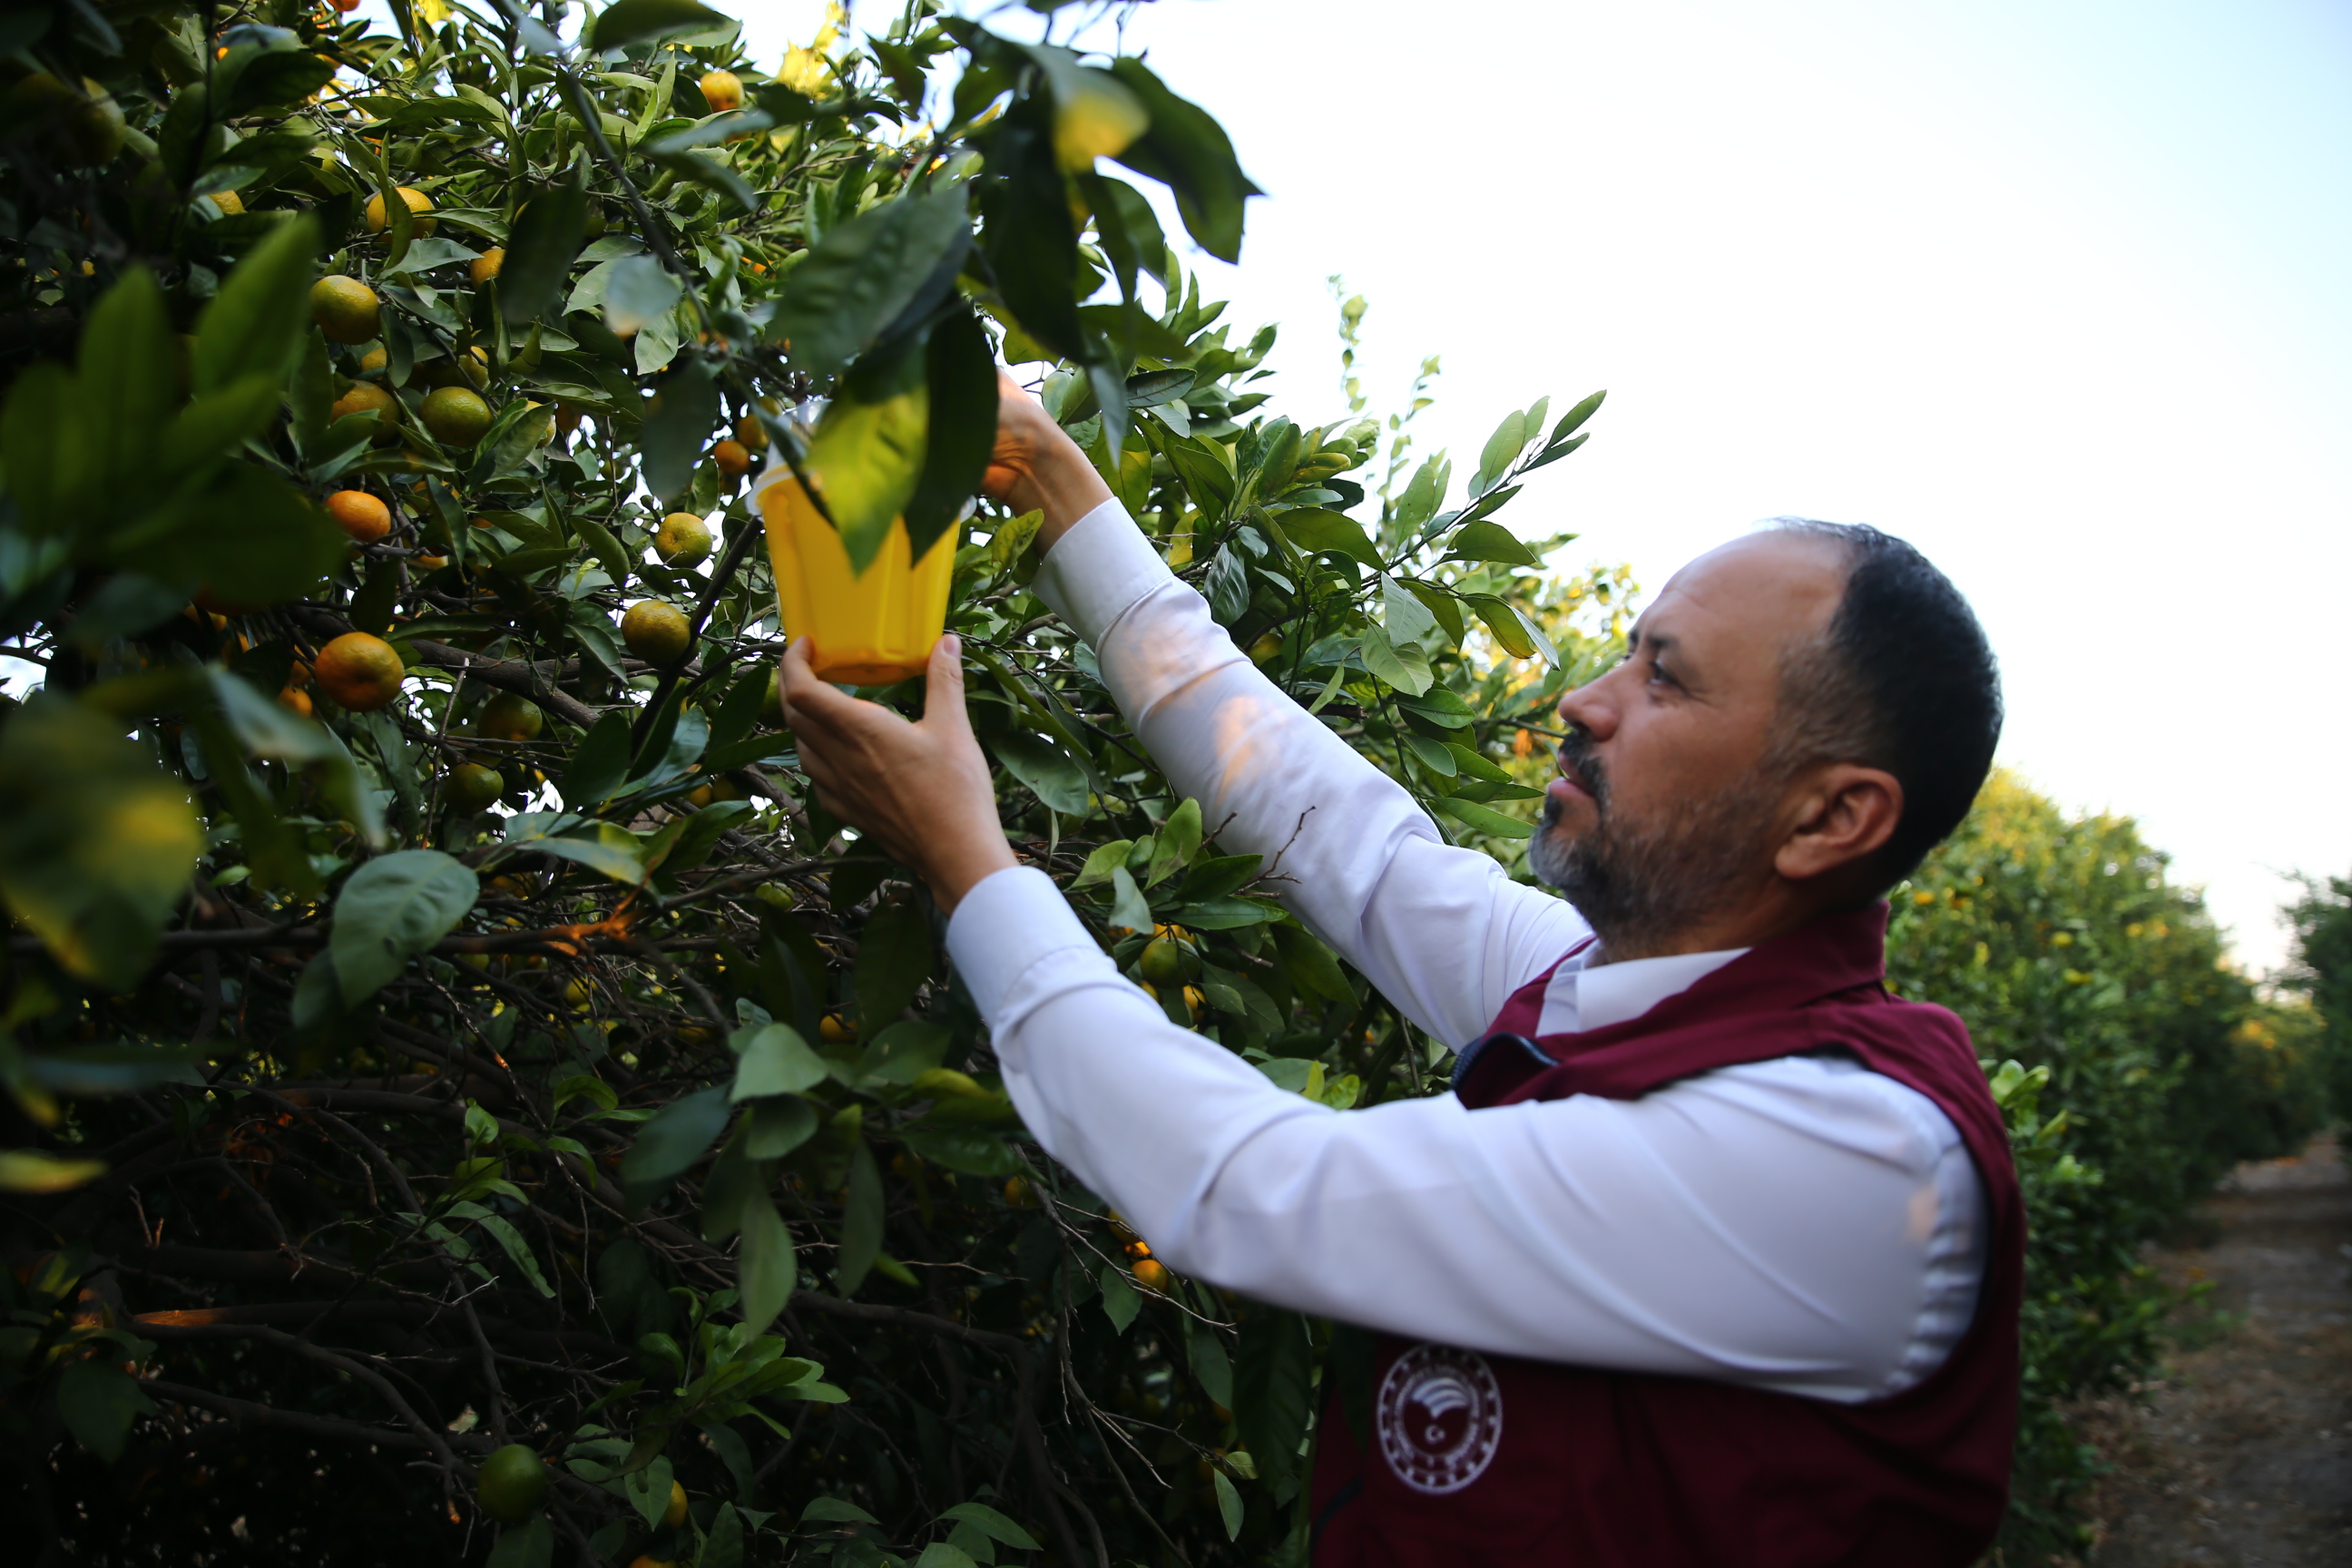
[[982, 371, 1113, 554]]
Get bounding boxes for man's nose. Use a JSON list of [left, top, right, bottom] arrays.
[[1557, 677, 1617, 741]]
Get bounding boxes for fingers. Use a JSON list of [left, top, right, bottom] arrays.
[[920, 634, 971, 738], [777, 637, 868, 739]]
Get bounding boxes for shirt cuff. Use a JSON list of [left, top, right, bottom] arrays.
[[945, 866, 1114, 1033], [1031, 498, 1179, 647]]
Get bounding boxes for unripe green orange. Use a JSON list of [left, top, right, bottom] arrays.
[[422, 386, 493, 446], [654, 512, 713, 566], [311, 276, 381, 345], [476, 1443, 547, 1523], [477, 693, 544, 742], [622, 600, 691, 665], [446, 762, 504, 812]]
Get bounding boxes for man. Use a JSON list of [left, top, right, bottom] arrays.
[[779, 382, 2018, 1566]]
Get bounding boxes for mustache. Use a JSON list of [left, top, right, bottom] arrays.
[[1555, 730, 1608, 810]]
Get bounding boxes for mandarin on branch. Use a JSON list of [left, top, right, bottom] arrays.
[[309, 274, 381, 344], [364, 185, 436, 235], [621, 600, 691, 665], [653, 512, 713, 566], [324, 490, 390, 544], [313, 632, 404, 711]]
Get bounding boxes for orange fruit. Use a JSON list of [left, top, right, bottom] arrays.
[[12, 74, 124, 167], [733, 412, 769, 450], [416, 553, 448, 571], [1132, 1258, 1172, 1293], [311, 275, 381, 344], [1004, 1176, 1039, 1209], [365, 185, 436, 236], [276, 687, 313, 717], [328, 381, 399, 442], [621, 600, 691, 665], [314, 632, 405, 711], [422, 386, 492, 446], [819, 1014, 856, 1044], [699, 69, 743, 112], [477, 693, 544, 742], [627, 1558, 674, 1568], [426, 346, 490, 389], [711, 439, 752, 479], [206, 190, 244, 216], [663, 1480, 688, 1529], [683, 777, 745, 808], [653, 512, 712, 566], [476, 1443, 546, 1523], [446, 762, 504, 812], [554, 401, 583, 439], [325, 489, 391, 543], [469, 247, 505, 284], [358, 345, 389, 378]]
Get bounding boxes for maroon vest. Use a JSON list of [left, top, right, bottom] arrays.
[[1308, 903, 2024, 1567]]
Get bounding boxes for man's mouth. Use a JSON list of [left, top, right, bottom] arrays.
[[1550, 750, 1594, 805]]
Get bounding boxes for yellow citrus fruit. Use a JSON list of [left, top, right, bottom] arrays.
[[1182, 985, 1205, 1018], [469, 246, 505, 283], [683, 776, 745, 808], [1004, 1176, 1040, 1209], [206, 190, 244, 216], [427, 346, 490, 389], [328, 382, 399, 442], [416, 553, 448, 571], [711, 439, 752, 479], [621, 600, 691, 665], [663, 1480, 688, 1530], [358, 346, 389, 378], [365, 185, 436, 236], [422, 386, 493, 446], [761, 671, 786, 726], [13, 74, 125, 167], [476, 1443, 547, 1524], [1132, 1258, 1172, 1293], [819, 1014, 857, 1045], [314, 632, 405, 711], [477, 693, 544, 742], [310, 275, 381, 345], [564, 976, 593, 1009], [446, 762, 504, 812], [733, 413, 769, 451], [277, 687, 313, 717], [325, 490, 391, 544], [699, 69, 743, 112], [627, 1558, 674, 1568], [1138, 936, 1199, 987], [555, 401, 584, 439], [653, 512, 713, 566]]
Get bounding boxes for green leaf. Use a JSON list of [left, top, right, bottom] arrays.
[[193, 214, 319, 396], [772, 188, 972, 379], [857, 1020, 951, 1085], [1146, 798, 1202, 887], [646, 799, 755, 885], [1473, 407, 1527, 497], [897, 1129, 1023, 1177], [501, 171, 590, 325], [621, 1084, 731, 1207], [1176, 853, 1260, 902], [1212, 1469, 1243, 1540], [1435, 797, 1536, 840], [485, 1514, 554, 1568], [26, 1044, 208, 1095], [1075, 839, 1134, 888], [701, 1503, 745, 1568], [57, 1358, 155, 1463], [561, 711, 634, 807], [1106, 866, 1153, 936], [903, 307, 995, 564], [939, 1503, 1042, 1552], [1547, 388, 1606, 447], [0, 1151, 109, 1192], [1445, 520, 1542, 567], [980, 97, 1083, 362], [331, 850, 479, 1006], [837, 1139, 883, 1295], [129, 462, 349, 608], [76, 268, 177, 503], [1107, 58, 1261, 263], [730, 1023, 828, 1100], [1357, 626, 1433, 697], [745, 1095, 819, 1159], [806, 338, 930, 574], [984, 730, 1091, 816], [1401, 732, 1456, 778], [0, 698, 203, 989], [1079, 172, 1169, 299], [1463, 593, 1539, 659], [914, 1547, 978, 1568], [642, 358, 719, 504], [587, 0, 731, 51], [1098, 1262, 1141, 1333], [1270, 922, 1354, 1006], [604, 253, 684, 338], [1392, 456, 1448, 534], [1381, 575, 1438, 645], [854, 901, 932, 1040], [1273, 508, 1381, 568], [1187, 1315, 1234, 1409], [1234, 1308, 1314, 1488]]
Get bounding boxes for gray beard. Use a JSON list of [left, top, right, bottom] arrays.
[[1528, 746, 1780, 962]]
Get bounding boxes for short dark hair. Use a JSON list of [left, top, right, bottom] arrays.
[[1765, 519, 2003, 887]]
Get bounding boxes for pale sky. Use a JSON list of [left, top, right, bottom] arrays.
[[448, 1, 2352, 969]]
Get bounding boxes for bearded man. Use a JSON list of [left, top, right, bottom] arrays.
[[779, 381, 2017, 1566]]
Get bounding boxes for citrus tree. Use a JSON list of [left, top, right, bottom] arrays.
[[0, 3, 1618, 1562]]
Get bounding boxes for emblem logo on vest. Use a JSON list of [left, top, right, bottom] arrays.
[[1377, 1343, 1504, 1495]]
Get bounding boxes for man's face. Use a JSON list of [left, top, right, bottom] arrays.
[[1528, 533, 1850, 959]]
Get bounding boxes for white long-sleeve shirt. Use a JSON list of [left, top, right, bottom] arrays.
[[946, 501, 1985, 1403]]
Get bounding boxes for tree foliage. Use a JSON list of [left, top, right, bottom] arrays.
[[1887, 772, 2328, 1559], [0, 4, 2324, 1565]]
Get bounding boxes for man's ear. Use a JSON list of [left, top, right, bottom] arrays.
[[1776, 764, 1904, 883]]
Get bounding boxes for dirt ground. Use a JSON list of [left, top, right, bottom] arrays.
[[2072, 1132, 2352, 1565]]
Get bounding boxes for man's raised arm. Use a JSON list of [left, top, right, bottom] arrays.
[[993, 380, 1583, 1047]]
